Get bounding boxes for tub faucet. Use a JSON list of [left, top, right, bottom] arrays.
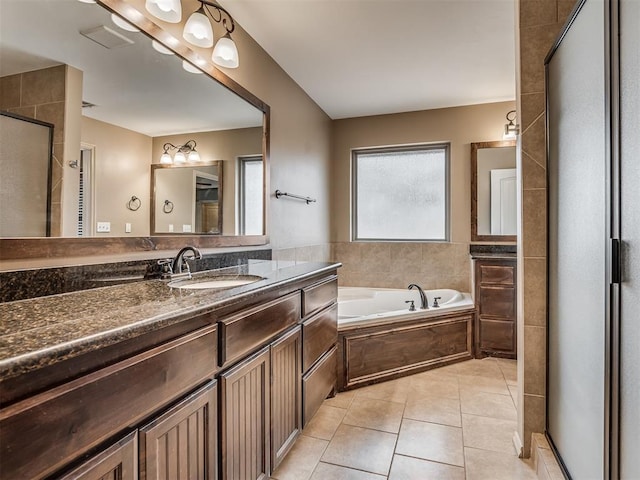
[[408, 284, 429, 309], [172, 246, 203, 276]]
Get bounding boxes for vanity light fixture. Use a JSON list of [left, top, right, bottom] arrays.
[[503, 110, 520, 140], [182, 60, 204, 74], [145, 0, 240, 68], [111, 13, 140, 32], [160, 140, 201, 165], [152, 40, 174, 55]]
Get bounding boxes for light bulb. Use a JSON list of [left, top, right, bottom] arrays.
[[152, 40, 173, 55], [145, 0, 181, 23], [77, 0, 97, 4], [183, 9, 213, 48], [111, 13, 139, 32], [174, 151, 186, 164], [182, 60, 203, 74], [212, 34, 239, 68], [160, 152, 173, 164], [188, 150, 201, 162]]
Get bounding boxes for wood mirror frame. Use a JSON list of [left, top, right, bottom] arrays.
[[0, 0, 270, 262], [471, 140, 517, 243]]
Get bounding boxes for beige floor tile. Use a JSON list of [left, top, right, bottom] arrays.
[[271, 435, 328, 480], [462, 414, 518, 454], [354, 377, 410, 404], [407, 377, 460, 401], [343, 396, 405, 433], [508, 385, 518, 408], [460, 390, 517, 420], [498, 361, 518, 385], [409, 365, 460, 383], [321, 424, 397, 476], [403, 395, 461, 427], [303, 405, 348, 440], [456, 358, 504, 378], [464, 447, 537, 480], [388, 454, 465, 480], [310, 462, 386, 480], [457, 374, 510, 395], [324, 389, 357, 409], [396, 419, 464, 467]]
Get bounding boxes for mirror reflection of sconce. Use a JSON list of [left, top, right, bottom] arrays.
[[503, 110, 520, 140], [68, 159, 79, 168], [160, 140, 201, 165], [127, 196, 141, 211], [163, 200, 174, 214]]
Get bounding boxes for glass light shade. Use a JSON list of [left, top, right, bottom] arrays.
[[182, 60, 203, 74], [111, 13, 140, 32], [152, 40, 173, 55], [145, 0, 181, 23], [77, 0, 97, 3], [188, 150, 201, 162], [212, 34, 239, 68], [183, 10, 213, 48], [174, 151, 187, 164], [160, 152, 173, 164]]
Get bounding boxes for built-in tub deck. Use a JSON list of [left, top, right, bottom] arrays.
[[336, 287, 476, 391]]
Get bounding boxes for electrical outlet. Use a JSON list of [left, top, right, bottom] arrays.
[[96, 222, 111, 233], [168, 224, 174, 232], [125, 223, 132, 233], [182, 224, 192, 233]]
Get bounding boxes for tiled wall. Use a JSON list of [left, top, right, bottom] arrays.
[[0, 65, 67, 236], [272, 244, 332, 263], [517, 0, 576, 457], [332, 242, 471, 292]]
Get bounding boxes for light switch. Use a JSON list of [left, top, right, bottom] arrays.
[[168, 224, 174, 232], [125, 223, 132, 233], [182, 224, 192, 232]]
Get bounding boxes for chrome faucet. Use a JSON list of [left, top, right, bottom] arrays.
[[408, 284, 429, 309], [172, 246, 203, 276]]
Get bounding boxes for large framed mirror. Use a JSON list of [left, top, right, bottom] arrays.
[[471, 140, 517, 242], [0, 0, 269, 260]]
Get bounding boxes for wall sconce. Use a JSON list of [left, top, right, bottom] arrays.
[[160, 140, 201, 164], [503, 110, 520, 140], [145, 0, 239, 69]]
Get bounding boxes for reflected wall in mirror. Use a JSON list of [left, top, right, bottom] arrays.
[[471, 140, 517, 242], [152, 162, 222, 235], [0, 0, 267, 241]]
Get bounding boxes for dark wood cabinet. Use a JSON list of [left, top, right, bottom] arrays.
[[140, 381, 217, 480], [474, 257, 517, 358], [58, 431, 138, 480], [270, 327, 302, 471], [220, 347, 271, 480]]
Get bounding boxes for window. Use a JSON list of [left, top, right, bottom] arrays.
[[238, 156, 263, 235], [352, 144, 449, 241]]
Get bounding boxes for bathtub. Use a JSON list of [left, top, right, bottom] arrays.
[[336, 286, 476, 390], [338, 287, 474, 329]]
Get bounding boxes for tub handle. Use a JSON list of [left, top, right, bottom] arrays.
[[405, 300, 416, 312], [432, 297, 441, 308]]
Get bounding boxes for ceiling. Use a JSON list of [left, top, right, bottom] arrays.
[[219, 0, 517, 119]]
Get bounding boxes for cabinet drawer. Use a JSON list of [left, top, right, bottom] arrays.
[[220, 291, 301, 367], [0, 325, 218, 480], [302, 276, 338, 318], [479, 286, 516, 318], [302, 304, 338, 372], [479, 264, 515, 286], [479, 319, 516, 354], [302, 346, 337, 426]]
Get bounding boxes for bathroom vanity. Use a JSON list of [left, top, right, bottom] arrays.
[[0, 261, 339, 480]]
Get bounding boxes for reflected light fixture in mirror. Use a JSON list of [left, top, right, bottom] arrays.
[[503, 110, 520, 140], [160, 140, 201, 165], [145, 0, 240, 68]]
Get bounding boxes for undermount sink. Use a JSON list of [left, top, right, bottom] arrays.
[[167, 274, 264, 290]]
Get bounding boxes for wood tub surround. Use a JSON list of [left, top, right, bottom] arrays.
[[0, 261, 340, 480], [337, 309, 475, 391], [472, 254, 517, 358]]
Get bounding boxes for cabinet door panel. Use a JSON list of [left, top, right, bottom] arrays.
[[58, 431, 138, 480], [139, 381, 217, 480], [220, 347, 270, 480], [479, 319, 515, 355], [478, 287, 515, 318], [270, 327, 302, 470], [302, 304, 338, 372], [302, 346, 337, 426]]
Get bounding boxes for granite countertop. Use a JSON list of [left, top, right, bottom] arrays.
[[469, 244, 517, 259], [0, 261, 340, 381]]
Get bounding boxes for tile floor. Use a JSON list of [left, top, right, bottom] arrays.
[[272, 357, 538, 480]]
